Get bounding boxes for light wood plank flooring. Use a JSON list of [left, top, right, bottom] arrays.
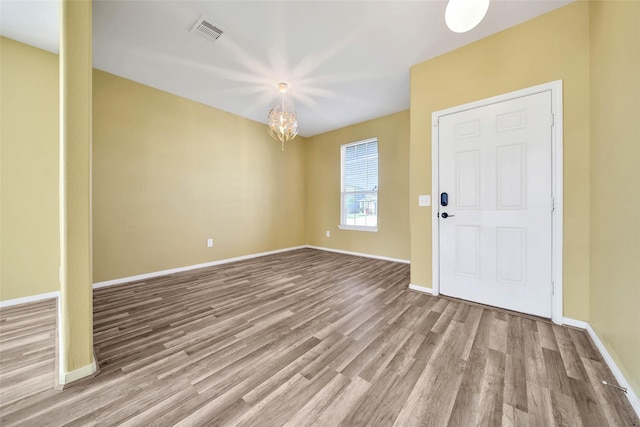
[[1, 248, 637, 426]]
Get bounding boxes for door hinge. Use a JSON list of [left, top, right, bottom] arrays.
[[551, 113, 555, 127], [551, 282, 555, 295], [551, 197, 555, 212], [434, 119, 439, 128]]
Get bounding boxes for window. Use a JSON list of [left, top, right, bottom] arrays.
[[340, 138, 378, 231]]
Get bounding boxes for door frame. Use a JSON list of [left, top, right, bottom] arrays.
[[431, 80, 564, 324]]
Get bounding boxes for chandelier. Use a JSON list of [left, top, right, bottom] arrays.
[[445, 0, 490, 33], [268, 82, 298, 151]]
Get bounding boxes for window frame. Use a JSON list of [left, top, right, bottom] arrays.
[[339, 137, 379, 232]]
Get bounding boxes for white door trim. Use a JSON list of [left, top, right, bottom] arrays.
[[431, 80, 564, 324]]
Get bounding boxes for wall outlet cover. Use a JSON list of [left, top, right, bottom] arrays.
[[418, 195, 431, 207]]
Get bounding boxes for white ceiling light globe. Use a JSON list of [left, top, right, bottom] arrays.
[[445, 0, 490, 33]]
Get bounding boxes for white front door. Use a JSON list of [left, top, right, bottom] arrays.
[[437, 91, 553, 318]]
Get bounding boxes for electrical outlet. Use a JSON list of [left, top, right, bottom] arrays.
[[207, 238, 213, 247], [326, 230, 330, 238]]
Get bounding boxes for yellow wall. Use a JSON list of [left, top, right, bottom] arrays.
[[92, 70, 306, 282], [589, 0, 640, 398], [0, 40, 409, 298], [305, 111, 410, 261], [58, 0, 95, 378], [409, 2, 591, 320], [0, 37, 60, 301]]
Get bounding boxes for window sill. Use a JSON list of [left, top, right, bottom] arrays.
[[338, 225, 378, 233]]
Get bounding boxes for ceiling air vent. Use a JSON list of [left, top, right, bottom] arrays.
[[191, 17, 223, 43]]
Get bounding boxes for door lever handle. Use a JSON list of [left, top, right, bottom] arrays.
[[441, 212, 455, 218]]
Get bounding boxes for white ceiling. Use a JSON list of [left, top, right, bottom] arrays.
[[1, 0, 573, 137]]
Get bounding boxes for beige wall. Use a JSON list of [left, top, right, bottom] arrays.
[[409, 2, 591, 320], [589, 0, 640, 398], [92, 70, 306, 282], [305, 111, 410, 261], [58, 0, 95, 377], [0, 37, 60, 301], [0, 37, 406, 296]]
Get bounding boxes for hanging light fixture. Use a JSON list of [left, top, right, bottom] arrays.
[[267, 82, 298, 151], [445, 0, 490, 33]]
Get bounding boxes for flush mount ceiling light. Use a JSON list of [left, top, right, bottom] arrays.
[[445, 0, 490, 33], [267, 82, 299, 151]]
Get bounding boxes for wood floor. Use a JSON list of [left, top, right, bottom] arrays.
[[0, 248, 637, 426]]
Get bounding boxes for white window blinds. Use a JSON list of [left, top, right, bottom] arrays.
[[340, 138, 378, 230]]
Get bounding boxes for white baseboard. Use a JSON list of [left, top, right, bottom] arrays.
[[93, 245, 308, 289], [3, 245, 407, 299], [564, 317, 640, 417], [59, 357, 97, 385], [585, 323, 640, 417], [562, 317, 588, 329], [408, 283, 433, 294], [0, 291, 60, 308], [305, 245, 410, 264]]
